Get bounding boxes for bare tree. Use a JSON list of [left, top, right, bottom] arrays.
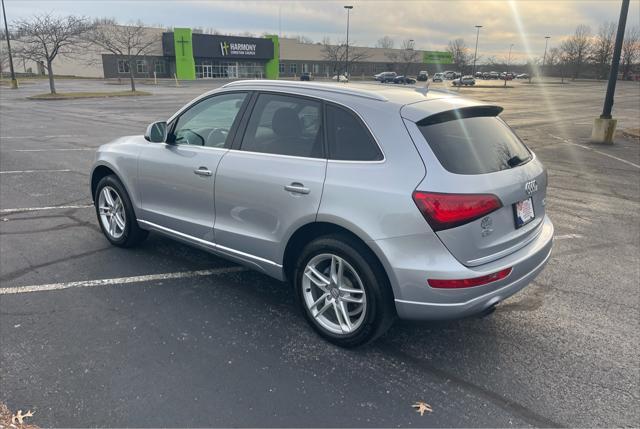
[[376, 36, 394, 49], [621, 26, 639, 80], [591, 22, 616, 79], [560, 24, 592, 79], [398, 39, 420, 77], [86, 19, 156, 92], [0, 42, 8, 75], [321, 37, 370, 76], [447, 38, 471, 74], [13, 14, 90, 94]]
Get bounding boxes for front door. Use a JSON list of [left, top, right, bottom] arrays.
[[138, 91, 249, 241], [202, 65, 212, 79], [214, 92, 327, 264]]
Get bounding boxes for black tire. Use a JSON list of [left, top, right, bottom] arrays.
[[293, 234, 396, 348], [94, 175, 148, 248]]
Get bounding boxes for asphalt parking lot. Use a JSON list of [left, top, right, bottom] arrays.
[[1, 78, 639, 427]]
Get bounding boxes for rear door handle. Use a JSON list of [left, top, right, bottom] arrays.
[[284, 182, 310, 194], [194, 167, 212, 177]]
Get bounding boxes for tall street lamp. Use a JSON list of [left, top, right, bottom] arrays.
[[505, 43, 514, 87], [472, 25, 482, 76], [591, 0, 630, 143], [1, 0, 17, 89], [541, 36, 551, 80], [344, 5, 353, 80]]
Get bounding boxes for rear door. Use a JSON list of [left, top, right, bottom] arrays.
[[213, 92, 327, 265], [404, 106, 548, 266]]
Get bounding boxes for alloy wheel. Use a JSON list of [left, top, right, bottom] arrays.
[[98, 186, 126, 239], [302, 253, 367, 335]]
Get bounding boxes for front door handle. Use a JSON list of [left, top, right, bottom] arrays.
[[284, 182, 310, 194], [194, 167, 212, 177]]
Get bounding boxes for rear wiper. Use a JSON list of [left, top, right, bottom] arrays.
[[507, 155, 526, 168]]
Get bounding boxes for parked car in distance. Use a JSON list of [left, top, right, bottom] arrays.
[[417, 71, 429, 81], [443, 71, 457, 80], [91, 80, 553, 347], [516, 73, 530, 79], [432, 72, 444, 82], [374, 71, 397, 82], [452, 75, 476, 86], [489, 71, 500, 79], [332, 74, 349, 82], [393, 75, 417, 84], [475, 72, 483, 78], [300, 72, 313, 81], [500, 72, 514, 80]]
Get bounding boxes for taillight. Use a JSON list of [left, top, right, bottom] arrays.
[[412, 191, 502, 231], [428, 268, 512, 289]]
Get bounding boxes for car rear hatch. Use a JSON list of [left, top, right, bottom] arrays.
[[402, 100, 548, 267]]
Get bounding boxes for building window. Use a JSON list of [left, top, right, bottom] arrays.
[[302, 63, 309, 73], [289, 63, 297, 74], [154, 60, 166, 74], [279, 62, 285, 74], [312, 63, 320, 74], [117, 59, 129, 74], [136, 59, 148, 73]]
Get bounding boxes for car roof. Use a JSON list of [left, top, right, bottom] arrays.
[[221, 79, 448, 103], [211, 80, 496, 121]]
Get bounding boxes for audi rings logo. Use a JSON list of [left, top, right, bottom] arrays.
[[524, 180, 538, 195]]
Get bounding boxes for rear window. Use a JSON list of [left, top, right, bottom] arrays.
[[418, 116, 531, 174]]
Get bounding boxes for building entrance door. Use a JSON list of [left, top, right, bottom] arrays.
[[226, 64, 237, 78], [202, 65, 212, 78]]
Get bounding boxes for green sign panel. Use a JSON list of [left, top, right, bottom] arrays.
[[174, 28, 195, 80], [264, 35, 279, 80], [423, 51, 453, 64]]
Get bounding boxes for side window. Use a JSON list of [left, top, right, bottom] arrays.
[[240, 93, 323, 158], [172, 92, 247, 148], [326, 104, 383, 161]]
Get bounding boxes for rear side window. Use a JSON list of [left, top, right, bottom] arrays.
[[326, 104, 383, 161], [418, 116, 531, 174]]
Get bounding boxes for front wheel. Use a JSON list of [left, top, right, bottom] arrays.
[[294, 235, 396, 347], [95, 175, 148, 247]]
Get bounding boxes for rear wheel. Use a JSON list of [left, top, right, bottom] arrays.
[[95, 175, 148, 247], [294, 234, 395, 347]]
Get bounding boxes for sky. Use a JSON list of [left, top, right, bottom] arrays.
[[4, 0, 640, 63]]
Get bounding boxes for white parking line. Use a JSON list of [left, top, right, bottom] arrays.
[[0, 204, 93, 214], [13, 148, 94, 152], [549, 134, 640, 169], [0, 267, 248, 295], [555, 233, 584, 240], [0, 134, 86, 139], [0, 169, 72, 174]]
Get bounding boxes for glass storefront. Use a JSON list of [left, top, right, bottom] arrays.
[[195, 59, 265, 79]]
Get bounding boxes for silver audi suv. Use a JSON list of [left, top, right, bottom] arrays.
[[90, 80, 553, 347]]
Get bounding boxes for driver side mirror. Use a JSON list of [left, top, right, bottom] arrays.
[[144, 121, 168, 143]]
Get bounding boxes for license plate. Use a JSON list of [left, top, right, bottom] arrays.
[[513, 197, 535, 228]]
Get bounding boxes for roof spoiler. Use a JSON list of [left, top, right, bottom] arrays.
[[416, 105, 503, 127]]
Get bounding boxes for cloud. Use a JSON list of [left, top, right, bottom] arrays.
[[6, 0, 640, 63]]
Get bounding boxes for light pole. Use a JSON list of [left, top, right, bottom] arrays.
[[505, 43, 514, 87], [591, 0, 630, 143], [541, 36, 550, 80], [472, 25, 482, 76], [1, 0, 17, 89], [344, 5, 353, 81]]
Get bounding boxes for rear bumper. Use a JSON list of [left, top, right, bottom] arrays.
[[372, 215, 554, 321]]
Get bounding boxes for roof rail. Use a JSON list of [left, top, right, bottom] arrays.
[[222, 80, 388, 102]]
